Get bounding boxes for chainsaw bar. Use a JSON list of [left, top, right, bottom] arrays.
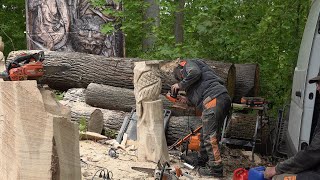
[[43, 64, 71, 75], [131, 167, 154, 177]]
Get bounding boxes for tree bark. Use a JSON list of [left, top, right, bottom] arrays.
[[174, 0, 185, 44], [143, 0, 160, 52], [7, 50, 236, 94], [7, 50, 261, 101], [85, 83, 195, 116], [233, 64, 260, 103]]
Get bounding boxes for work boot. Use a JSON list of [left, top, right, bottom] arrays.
[[197, 155, 208, 167], [181, 154, 198, 166], [181, 153, 208, 167], [198, 163, 223, 177]]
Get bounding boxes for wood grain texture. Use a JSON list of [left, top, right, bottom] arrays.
[[7, 51, 237, 96], [0, 81, 81, 179], [85, 83, 195, 116], [233, 64, 260, 103]]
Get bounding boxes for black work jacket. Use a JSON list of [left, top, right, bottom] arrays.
[[276, 92, 320, 179], [178, 59, 227, 111]]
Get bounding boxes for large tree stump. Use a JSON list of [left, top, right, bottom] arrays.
[[85, 83, 195, 116], [0, 81, 81, 179], [134, 61, 169, 162]]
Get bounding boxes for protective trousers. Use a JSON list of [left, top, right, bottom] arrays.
[[200, 93, 231, 167]]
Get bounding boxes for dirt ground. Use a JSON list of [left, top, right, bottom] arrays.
[[80, 139, 270, 180]]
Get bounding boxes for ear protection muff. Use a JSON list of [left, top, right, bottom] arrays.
[[179, 60, 186, 67]]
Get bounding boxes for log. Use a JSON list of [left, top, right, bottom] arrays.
[[85, 83, 195, 116], [88, 109, 104, 134], [0, 81, 81, 179], [62, 88, 201, 145], [202, 60, 236, 99], [165, 116, 202, 145], [233, 64, 260, 103], [65, 101, 128, 131], [7, 51, 237, 98], [60, 88, 129, 131]]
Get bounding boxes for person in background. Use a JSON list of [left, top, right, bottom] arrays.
[[264, 73, 320, 180]]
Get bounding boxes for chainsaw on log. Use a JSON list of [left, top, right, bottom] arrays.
[[240, 97, 268, 107], [168, 125, 202, 152], [0, 51, 70, 81]]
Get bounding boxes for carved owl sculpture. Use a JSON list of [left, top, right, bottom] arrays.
[[134, 61, 162, 117]]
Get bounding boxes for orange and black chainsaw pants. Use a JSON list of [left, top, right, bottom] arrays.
[[199, 93, 231, 168]]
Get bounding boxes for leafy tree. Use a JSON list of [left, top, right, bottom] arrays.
[[0, 0, 26, 57], [0, 0, 313, 113]]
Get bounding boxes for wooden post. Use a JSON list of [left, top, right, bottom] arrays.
[[134, 61, 169, 162]]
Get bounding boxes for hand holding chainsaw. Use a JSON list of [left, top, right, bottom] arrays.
[[166, 85, 190, 110]]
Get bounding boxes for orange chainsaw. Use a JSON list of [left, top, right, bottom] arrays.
[[240, 97, 268, 107], [0, 51, 70, 81]]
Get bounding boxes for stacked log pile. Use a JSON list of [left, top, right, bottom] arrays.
[[7, 50, 260, 145]]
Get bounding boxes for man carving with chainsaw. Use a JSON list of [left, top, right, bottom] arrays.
[[171, 59, 231, 177]]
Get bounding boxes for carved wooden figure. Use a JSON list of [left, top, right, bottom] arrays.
[[134, 61, 169, 163], [26, 0, 124, 57]]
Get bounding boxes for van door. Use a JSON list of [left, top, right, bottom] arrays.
[[287, 0, 320, 153]]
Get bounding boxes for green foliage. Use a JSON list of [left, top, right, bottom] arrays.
[[113, 0, 310, 113], [0, 0, 27, 57], [79, 117, 87, 133], [103, 129, 117, 139], [53, 90, 65, 101], [0, 0, 313, 114]]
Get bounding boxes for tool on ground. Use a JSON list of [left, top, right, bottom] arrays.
[[116, 108, 171, 143], [240, 97, 267, 107], [108, 148, 118, 159], [233, 168, 249, 180], [183, 162, 195, 170], [168, 126, 202, 151], [131, 161, 194, 180], [0, 51, 70, 81], [92, 169, 113, 180]]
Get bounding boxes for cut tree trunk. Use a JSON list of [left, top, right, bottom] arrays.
[[7, 51, 237, 98], [0, 81, 81, 180], [63, 87, 201, 145], [63, 94, 201, 145], [233, 64, 260, 103], [7, 51, 260, 102], [85, 83, 195, 116]]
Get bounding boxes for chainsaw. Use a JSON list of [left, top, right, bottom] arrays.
[[0, 51, 70, 81], [168, 126, 202, 152], [131, 161, 194, 180], [240, 97, 268, 107], [165, 90, 189, 110]]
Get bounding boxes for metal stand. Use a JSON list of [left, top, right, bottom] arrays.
[[220, 103, 266, 161]]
